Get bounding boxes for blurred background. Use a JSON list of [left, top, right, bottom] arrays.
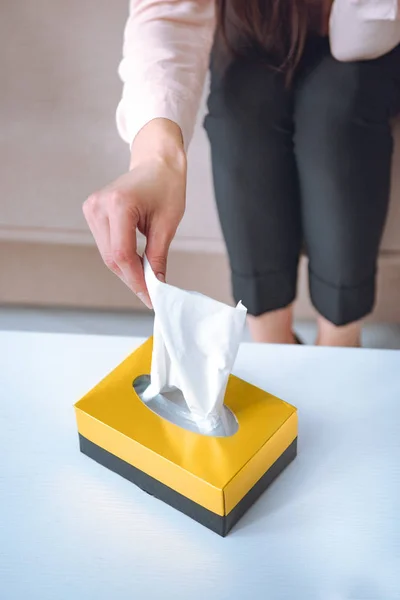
[[1, 0, 400, 347]]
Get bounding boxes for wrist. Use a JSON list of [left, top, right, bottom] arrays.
[[130, 118, 186, 171]]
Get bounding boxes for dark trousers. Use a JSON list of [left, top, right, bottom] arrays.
[[204, 37, 400, 325]]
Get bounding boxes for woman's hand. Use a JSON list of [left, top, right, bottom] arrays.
[[83, 119, 186, 308]]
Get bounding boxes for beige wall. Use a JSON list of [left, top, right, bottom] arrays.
[[1, 1, 400, 320], [2, 241, 400, 323]]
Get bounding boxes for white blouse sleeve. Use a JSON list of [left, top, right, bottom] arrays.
[[116, 0, 216, 150], [330, 0, 400, 61], [349, 0, 399, 21]]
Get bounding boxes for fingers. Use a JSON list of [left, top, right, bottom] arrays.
[[83, 205, 124, 284], [107, 193, 152, 309], [83, 192, 152, 309], [145, 221, 174, 283]]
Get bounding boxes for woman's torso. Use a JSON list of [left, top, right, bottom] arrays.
[[116, 0, 400, 149]]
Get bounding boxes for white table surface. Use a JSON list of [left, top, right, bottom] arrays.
[[1, 331, 400, 600]]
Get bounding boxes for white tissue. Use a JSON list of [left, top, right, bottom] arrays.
[[143, 256, 247, 432]]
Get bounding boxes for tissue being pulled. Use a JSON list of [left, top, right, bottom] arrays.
[[136, 257, 247, 435]]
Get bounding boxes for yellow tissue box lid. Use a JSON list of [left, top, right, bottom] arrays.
[[75, 338, 297, 519]]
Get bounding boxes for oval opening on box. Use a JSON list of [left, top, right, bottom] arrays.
[[133, 374, 238, 438]]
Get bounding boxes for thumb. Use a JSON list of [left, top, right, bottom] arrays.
[[145, 225, 172, 283]]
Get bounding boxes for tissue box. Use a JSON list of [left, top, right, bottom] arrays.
[[75, 338, 297, 536]]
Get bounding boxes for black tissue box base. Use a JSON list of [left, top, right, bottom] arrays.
[[79, 434, 297, 537]]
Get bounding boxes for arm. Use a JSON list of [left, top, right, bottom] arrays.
[[85, 1, 215, 308], [116, 0, 216, 151]]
